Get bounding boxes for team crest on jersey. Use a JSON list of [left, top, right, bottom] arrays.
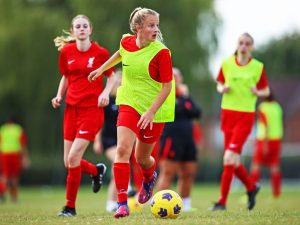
[[87, 57, 95, 68]]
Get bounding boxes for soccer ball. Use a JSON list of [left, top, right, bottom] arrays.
[[150, 190, 183, 219], [128, 197, 143, 213]]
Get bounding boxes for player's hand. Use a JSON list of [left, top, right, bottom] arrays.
[[88, 69, 102, 82], [22, 156, 31, 169], [98, 91, 110, 107], [250, 86, 258, 96], [222, 85, 230, 93], [137, 110, 155, 130], [51, 96, 62, 108]]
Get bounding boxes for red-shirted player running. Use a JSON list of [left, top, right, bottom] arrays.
[[88, 7, 175, 218], [51, 14, 114, 217], [210, 33, 270, 211]]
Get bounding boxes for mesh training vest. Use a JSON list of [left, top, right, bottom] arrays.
[[116, 34, 175, 122], [221, 55, 264, 112], [0, 123, 23, 153], [256, 101, 283, 140]]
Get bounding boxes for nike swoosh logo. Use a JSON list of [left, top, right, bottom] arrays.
[[79, 130, 89, 134], [122, 64, 129, 66], [68, 60, 75, 65], [229, 144, 238, 148], [143, 135, 153, 139]]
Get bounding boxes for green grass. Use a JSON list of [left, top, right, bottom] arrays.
[[0, 184, 300, 225]]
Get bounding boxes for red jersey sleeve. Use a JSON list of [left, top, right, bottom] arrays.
[[150, 49, 173, 83], [216, 68, 225, 83], [20, 131, 27, 147], [256, 67, 268, 89], [58, 48, 68, 76]]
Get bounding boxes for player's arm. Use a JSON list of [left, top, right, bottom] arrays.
[[88, 51, 121, 82], [217, 82, 230, 94], [216, 68, 229, 94], [98, 76, 115, 107], [138, 81, 172, 130], [251, 86, 270, 97], [250, 67, 270, 97], [51, 76, 68, 109], [20, 131, 30, 169]]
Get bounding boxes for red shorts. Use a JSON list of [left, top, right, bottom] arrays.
[[252, 139, 281, 166], [2, 153, 22, 177], [64, 104, 104, 141], [221, 109, 255, 154], [117, 105, 165, 144]]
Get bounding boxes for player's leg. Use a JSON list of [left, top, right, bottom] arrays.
[[156, 159, 179, 190], [231, 116, 259, 210], [58, 138, 89, 216], [178, 161, 197, 211], [135, 123, 165, 204], [270, 165, 281, 197], [135, 140, 157, 204], [113, 126, 136, 218], [0, 153, 7, 202], [156, 137, 178, 191], [250, 140, 264, 183], [8, 153, 22, 203], [177, 140, 198, 211], [209, 131, 234, 211], [105, 146, 118, 212], [269, 140, 282, 198], [130, 146, 143, 191]]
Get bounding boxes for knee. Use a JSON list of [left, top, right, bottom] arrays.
[[136, 155, 148, 168], [116, 144, 131, 161], [67, 154, 79, 167], [270, 166, 280, 173], [223, 152, 239, 165], [251, 163, 260, 172], [223, 153, 234, 165]]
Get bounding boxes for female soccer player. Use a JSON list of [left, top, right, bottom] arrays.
[[210, 33, 270, 211], [0, 116, 30, 203], [156, 67, 201, 211], [250, 92, 283, 197], [52, 14, 114, 216], [88, 7, 175, 218]]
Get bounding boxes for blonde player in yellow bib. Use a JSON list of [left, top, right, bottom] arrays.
[[88, 7, 175, 218]]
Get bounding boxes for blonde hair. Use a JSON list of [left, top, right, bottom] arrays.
[[129, 7, 163, 42], [234, 32, 254, 56], [54, 14, 92, 51]]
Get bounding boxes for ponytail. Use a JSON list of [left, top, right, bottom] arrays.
[[53, 30, 75, 51]]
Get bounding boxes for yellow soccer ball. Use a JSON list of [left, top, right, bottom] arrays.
[[150, 190, 183, 219], [128, 197, 143, 213]]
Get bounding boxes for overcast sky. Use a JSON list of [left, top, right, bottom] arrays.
[[211, 0, 300, 75]]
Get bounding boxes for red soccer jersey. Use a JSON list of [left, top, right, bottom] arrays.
[[120, 35, 173, 83], [59, 42, 114, 107], [216, 57, 268, 89]]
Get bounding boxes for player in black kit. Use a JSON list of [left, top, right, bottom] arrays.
[[156, 67, 201, 211]]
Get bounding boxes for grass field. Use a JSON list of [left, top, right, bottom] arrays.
[[0, 184, 299, 225]]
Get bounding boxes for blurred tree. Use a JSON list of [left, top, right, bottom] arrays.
[[254, 32, 300, 78], [0, 0, 218, 159]]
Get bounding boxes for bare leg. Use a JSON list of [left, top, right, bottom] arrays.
[[156, 159, 179, 191]]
